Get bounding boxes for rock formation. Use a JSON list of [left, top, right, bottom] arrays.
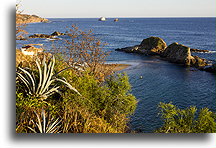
[[16, 14, 48, 24], [116, 36, 167, 55], [139, 37, 167, 55], [202, 63, 216, 73], [99, 17, 106, 21], [161, 42, 194, 66], [29, 31, 66, 39], [51, 31, 66, 36], [161, 42, 207, 67], [114, 18, 119, 22], [21, 45, 43, 56], [191, 48, 209, 53], [115, 37, 211, 71]]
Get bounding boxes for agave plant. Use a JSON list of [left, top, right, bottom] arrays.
[[16, 55, 81, 100], [28, 109, 61, 133]]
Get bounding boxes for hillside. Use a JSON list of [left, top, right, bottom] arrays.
[[16, 13, 48, 24]]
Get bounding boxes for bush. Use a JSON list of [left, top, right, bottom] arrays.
[[51, 25, 113, 81], [156, 102, 216, 133], [16, 55, 137, 133]]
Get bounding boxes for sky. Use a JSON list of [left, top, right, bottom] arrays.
[[18, 0, 215, 18]]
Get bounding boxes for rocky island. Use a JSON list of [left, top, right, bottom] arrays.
[[116, 36, 215, 73]]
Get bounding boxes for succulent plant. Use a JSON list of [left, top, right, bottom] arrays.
[[16, 55, 81, 100], [28, 109, 61, 133]]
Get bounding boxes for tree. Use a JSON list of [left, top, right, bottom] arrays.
[[16, 2, 28, 40]]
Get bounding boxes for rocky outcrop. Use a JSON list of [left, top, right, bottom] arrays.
[[116, 37, 167, 55], [51, 31, 66, 36], [161, 43, 208, 67], [161, 42, 194, 66], [116, 45, 140, 53], [114, 18, 119, 22], [115, 37, 211, 71], [202, 63, 216, 73], [21, 45, 43, 56], [191, 56, 207, 67], [29, 34, 55, 39], [99, 17, 106, 21], [29, 31, 66, 39], [16, 14, 48, 24], [191, 48, 209, 53], [139, 37, 167, 55]]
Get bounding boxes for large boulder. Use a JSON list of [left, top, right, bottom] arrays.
[[190, 56, 207, 67], [139, 36, 167, 55], [115, 36, 167, 55], [161, 42, 194, 66], [161, 42, 208, 67]]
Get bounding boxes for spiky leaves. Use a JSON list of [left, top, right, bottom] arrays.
[[16, 56, 80, 100], [28, 109, 61, 133]]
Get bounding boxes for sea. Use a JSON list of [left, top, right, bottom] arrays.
[[16, 18, 216, 132]]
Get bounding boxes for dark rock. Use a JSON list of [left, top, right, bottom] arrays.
[[161, 43, 208, 67], [115, 37, 210, 72], [115, 45, 140, 53], [191, 48, 209, 53], [161, 42, 194, 66], [29, 34, 53, 38], [115, 36, 167, 55], [191, 56, 207, 67], [203, 63, 216, 73], [51, 31, 65, 36], [114, 18, 119, 22], [139, 36, 167, 55]]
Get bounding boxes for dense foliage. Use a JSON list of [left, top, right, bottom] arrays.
[[16, 55, 137, 133], [156, 102, 216, 133]]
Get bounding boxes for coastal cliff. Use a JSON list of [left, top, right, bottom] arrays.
[[16, 13, 48, 24]]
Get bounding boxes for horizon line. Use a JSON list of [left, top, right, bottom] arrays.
[[44, 16, 216, 19]]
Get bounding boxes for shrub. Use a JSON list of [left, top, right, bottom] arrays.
[[156, 102, 216, 133], [16, 56, 80, 100], [59, 71, 137, 133], [16, 55, 137, 133], [51, 25, 113, 80]]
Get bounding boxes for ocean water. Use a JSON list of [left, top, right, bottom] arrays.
[[17, 18, 216, 132]]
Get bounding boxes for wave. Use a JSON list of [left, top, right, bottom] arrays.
[[208, 51, 216, 53]]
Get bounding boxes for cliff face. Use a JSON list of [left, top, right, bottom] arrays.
[[16, 14, 48, 24]]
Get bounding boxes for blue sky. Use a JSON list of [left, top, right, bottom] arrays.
[[19, 0, 215, 18]]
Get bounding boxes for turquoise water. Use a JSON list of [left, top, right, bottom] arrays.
[[17, 18, 216, 132]]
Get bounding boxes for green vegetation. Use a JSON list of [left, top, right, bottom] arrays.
[[16, 21, 215, 133], [156, 102, 216, 133], [16, 56, 80, 100], [16, 53, 137, 133], [16, 25, 137, 133]]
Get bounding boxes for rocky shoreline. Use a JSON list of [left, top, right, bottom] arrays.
[[115, 36, 215, 73], [29, 31, 66, 39]]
